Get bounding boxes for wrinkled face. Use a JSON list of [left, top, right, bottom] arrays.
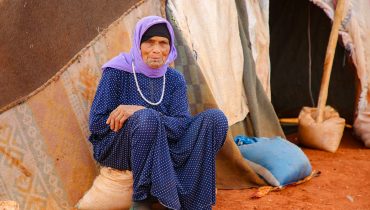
[[140, 36, 170, 69]]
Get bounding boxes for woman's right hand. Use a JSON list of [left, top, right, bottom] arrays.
[[106, 105, 145, 132]]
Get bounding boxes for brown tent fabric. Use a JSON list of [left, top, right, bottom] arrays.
[[0, 1, 164, 209], [0, 0, 139, 108]]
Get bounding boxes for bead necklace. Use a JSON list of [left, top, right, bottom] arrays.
[[131, 61, 165, 106]]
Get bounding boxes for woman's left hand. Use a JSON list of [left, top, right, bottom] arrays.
[[106, 105, 145, 132]]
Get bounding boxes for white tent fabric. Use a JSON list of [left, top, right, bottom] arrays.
[[312, 0, 370, 147], [245, 0, 271, 98], [167, 0, 273, 125], [167, 0, 249, 125]]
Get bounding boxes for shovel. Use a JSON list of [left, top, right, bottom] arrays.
[[298, 0, 346, 153]]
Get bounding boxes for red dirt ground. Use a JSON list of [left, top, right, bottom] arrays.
[[214, 129, 370, 210]]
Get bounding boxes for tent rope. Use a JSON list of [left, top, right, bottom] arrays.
[[308, 3, 315, 107]]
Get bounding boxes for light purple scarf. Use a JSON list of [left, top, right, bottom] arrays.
[[102, 16, 177, 78]]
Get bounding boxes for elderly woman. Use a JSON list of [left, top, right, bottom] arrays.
[[89, 16, 228, 210]]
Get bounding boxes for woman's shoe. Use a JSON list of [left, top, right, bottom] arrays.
[[129, 200, 153, 210]]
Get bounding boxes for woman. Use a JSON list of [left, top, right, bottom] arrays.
[[89, 16, 228, 210]]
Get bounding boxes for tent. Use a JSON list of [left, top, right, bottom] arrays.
[[269, 0, 370, 147], [270, 0, 355, 124], [0, 0, 369, 209]]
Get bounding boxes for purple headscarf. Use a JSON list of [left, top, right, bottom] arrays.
[[102, 16, 177, 78]]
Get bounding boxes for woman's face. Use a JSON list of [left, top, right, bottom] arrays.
[[140, 36, 170, 69]]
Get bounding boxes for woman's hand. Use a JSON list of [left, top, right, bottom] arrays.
[[106, 105, 145, 132]]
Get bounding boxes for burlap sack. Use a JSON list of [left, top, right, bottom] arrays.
[[0, 201, 19, 210], [76, 167, 133, 210], [298, 106, 345, 153]]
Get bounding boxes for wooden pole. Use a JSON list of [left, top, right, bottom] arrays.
[[316, 0, 346, 123]]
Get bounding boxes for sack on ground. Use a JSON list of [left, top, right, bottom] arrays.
[[298, 106, 345, 152], [0, 201, 19, 210], [235, 136, 312, 187], [76, 167, 133, 210]]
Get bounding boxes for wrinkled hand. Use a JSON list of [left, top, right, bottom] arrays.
[[106, 105, 145, 132]]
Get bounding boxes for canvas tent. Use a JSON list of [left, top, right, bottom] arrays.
[[0, 0, 369, 209]]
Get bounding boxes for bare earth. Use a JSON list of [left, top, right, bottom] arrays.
[[214, 130, 370, 210]]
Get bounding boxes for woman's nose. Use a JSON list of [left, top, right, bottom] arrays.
[[152, 44, 161, 53]]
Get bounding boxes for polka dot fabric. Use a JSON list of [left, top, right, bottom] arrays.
[[89, 68, 228, 210]]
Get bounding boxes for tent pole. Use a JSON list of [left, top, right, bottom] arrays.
[[316, 0, 345, 123]]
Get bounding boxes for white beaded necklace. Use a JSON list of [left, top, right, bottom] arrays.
[[131, 61, 166, 106]]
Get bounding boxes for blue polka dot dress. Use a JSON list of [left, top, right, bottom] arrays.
[[89, 68, 228, 210]]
